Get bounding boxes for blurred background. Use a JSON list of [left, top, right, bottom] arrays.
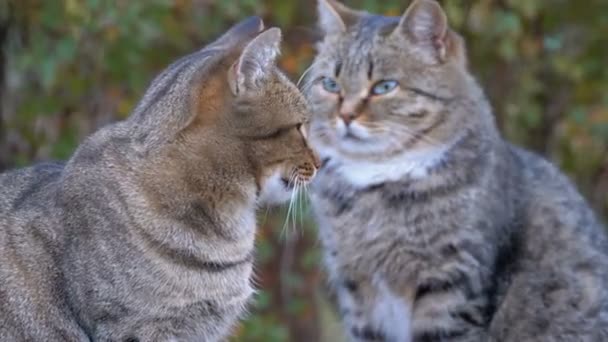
[[1, 0, 607, 341]]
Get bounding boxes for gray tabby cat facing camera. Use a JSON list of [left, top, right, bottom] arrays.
[[303, 0, 608, 341], [0, 17, 319, 341]]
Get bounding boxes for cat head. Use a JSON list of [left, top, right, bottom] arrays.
[[303, 0, 494, 186], [129, 17, 319, 205]]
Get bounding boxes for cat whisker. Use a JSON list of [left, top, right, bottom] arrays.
[[297, 62, 320, 89], [360, 123, 443, 147], [300, 183, 311, 237], [281, 172, 299, 239], [309, 128, 333, 142], [296, 180, 302, 230], [381, 122, 443, 145], [291, 180, 301, 235]]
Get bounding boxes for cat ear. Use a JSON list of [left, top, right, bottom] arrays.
[[208, 16, 265, 51], [317, 0, 363, 35], [394, 0, 450, 62], [228, 28, 282, 96]]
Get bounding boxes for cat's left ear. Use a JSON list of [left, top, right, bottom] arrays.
[[228, 28, 281, 96], [392, 0, 453, 63], [317, 0, 364, 35]]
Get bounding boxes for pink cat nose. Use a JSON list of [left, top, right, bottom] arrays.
[[339, 112, 357, 126]]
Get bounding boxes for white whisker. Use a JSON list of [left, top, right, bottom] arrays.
[[292, 176, 300, 235], [298, 180, 304, 230], [280, 171, 298, 239], [296, 62, 319, 89], [301, 183, 310, 237], [360, 122, 443, 147]]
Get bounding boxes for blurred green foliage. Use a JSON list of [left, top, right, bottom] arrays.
[[0, 1, 607, 341]]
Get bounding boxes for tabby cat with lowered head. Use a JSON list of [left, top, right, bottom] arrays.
[[303, 0, 608, 341], [0, 17, 319, 341]]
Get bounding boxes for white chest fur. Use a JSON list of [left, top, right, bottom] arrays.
[[331, 271, 413, 342], [319, 145, 448, 188], [371, 276, 413, 342]]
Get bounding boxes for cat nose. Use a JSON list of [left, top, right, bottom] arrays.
[[312, 152, 322, 169], [339, 112, 357, 126]]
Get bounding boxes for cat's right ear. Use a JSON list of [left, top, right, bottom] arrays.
[[392, 0, 466, 65], [317, 0, 363, 35], [228, 28, 282, 96]]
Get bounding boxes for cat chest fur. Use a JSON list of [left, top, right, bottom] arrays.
[[311, 176, 495, 340], [59, 168, 260, 341]]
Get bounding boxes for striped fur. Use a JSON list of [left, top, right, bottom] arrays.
[[0, 18, 318, 341], [305, 1, 608, 341]]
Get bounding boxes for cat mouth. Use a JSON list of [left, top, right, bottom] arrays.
[[343, 131, 364, 141], [281, 178, 295, 189], [281, 174, 315, 189], [337, 126, 368, 142]]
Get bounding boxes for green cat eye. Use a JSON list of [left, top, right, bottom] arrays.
[[371, 80, 399, 95], [321, 77, 341, 94]]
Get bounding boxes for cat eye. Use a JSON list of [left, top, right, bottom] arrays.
[[261, 124, 302, 140], [371, 80, 399, 96], [321, 77, 341, 94], [264, 129, 284, 139]]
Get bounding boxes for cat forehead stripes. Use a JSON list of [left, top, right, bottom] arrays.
[[320, 15, 401, 81]]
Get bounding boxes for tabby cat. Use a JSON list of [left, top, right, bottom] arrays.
[[303, 0, 608, 341], [0, 17, 319, 341]]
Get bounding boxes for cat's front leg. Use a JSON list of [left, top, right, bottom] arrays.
[[335, 277, 410, 342], [349, 323, 387, 342], [336, 286, 386, 342], [412, 327, 491, 342]]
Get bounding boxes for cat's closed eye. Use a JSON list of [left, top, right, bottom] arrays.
[[263, 123, 304, 139]]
